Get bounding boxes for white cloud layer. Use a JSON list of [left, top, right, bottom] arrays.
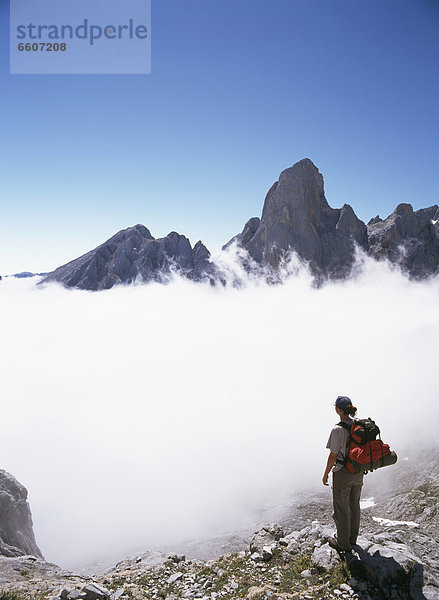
[[0, 254, 438, 569]]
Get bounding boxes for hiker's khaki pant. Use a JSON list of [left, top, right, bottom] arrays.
[[332, 468, 364, 551]]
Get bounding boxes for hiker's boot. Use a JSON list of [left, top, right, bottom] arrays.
[[327, 536, 352, 553]]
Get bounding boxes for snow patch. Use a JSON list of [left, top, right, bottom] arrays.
[[372, 517, 419, 528], [360, 497, 375, 509]]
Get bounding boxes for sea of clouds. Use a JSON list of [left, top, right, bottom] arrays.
[[1, 251, 438, 569]]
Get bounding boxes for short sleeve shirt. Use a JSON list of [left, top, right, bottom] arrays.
[[326, 419, 353, 472]]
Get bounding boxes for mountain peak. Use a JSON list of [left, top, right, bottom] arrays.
[[230, 158, 367, 277]]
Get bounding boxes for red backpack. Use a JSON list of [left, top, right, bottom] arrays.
[[337, 418, 398, 474]]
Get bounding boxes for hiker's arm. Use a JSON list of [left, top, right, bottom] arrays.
[[322, 452, 338, 486]]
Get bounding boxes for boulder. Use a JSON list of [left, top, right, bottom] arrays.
[[249, 524, 284, 555], [311, 543, 339, 571], [350, 540, 423, 599], [167, 572, 184, 584], [81, 583, 110, 600]]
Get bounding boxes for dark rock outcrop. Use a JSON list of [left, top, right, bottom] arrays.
[[223, 158, 368, 279], [367, 203, 439, 278], [223, 217, 261, 251], [40, 225, 216, 291], [0, 469, 42, 558]]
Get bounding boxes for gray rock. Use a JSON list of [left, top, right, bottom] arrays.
[[351, 540, 421, 598], [300, 569, 312, 578], [367, 541, 421, 573], [311, 543, 338, 571], [250, 552, 263, 562], [249, 524, 284, 555], [261, 544, 276, 561], [167, 572, 184, 584], [0, 469, 43, 558], [40, 225, 216, 291], [421, 585, 439, 600], [81, 583, 110, 599], [168, 553, 186, 563]]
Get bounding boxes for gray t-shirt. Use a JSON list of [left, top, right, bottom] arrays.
[[326, 419, 353, 472]]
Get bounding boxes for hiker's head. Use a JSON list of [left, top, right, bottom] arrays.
[[335, 395, 357, 417]]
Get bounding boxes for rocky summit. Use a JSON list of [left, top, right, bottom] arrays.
[[225, 159, 439, 281], [40, 225, 215, 291], [224, 159, 368, 279]]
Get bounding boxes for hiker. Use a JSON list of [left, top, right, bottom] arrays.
[[322, 395, 363, 552]]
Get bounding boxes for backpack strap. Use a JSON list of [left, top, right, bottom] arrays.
[[335, 421, 352, 466], [338, 421, 351, 431]]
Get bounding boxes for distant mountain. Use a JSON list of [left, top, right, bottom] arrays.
[[0, 272, 47, 281], [13, 272, 48, 279], [225, 158, 439, 280], [40, 225, 216, 291], [40, 159, 439, 291]]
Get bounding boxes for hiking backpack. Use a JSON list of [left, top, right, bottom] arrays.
[[337, 418, 398, 474]]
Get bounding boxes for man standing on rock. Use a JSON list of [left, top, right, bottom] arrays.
[[322, 396, 363, 553]]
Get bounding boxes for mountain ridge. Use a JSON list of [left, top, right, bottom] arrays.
[[40, 225, 216, 291], [39, 159, 439, 290]]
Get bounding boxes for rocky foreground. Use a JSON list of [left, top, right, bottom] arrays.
[[1, 452, 438, 600], [0, 516, 437, 600], [1, 480, 438, 600]]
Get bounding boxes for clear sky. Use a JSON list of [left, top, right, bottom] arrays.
[[1, 0, 438, 273]]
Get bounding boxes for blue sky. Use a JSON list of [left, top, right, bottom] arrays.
[[1, 0, 438, 273]]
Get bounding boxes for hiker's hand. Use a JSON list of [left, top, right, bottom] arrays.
[[322, 474, 329, 486]]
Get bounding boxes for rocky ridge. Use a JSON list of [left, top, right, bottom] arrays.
[[40, 225, 215, 291], [367, 204, 439, 279], [38, 159, 439, 291]]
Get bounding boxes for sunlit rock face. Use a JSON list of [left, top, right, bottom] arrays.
[[367, 203, 439, 279], [224, 158, 368, 279], [0, 470, 42, 558], [226, 158, 439, 280], [40, 224, 215, 290]]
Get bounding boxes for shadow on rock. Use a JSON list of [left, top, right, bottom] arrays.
[[346, 541, 435, 600]]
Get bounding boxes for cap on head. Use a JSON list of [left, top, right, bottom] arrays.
[[335, 396, 353, 410]]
